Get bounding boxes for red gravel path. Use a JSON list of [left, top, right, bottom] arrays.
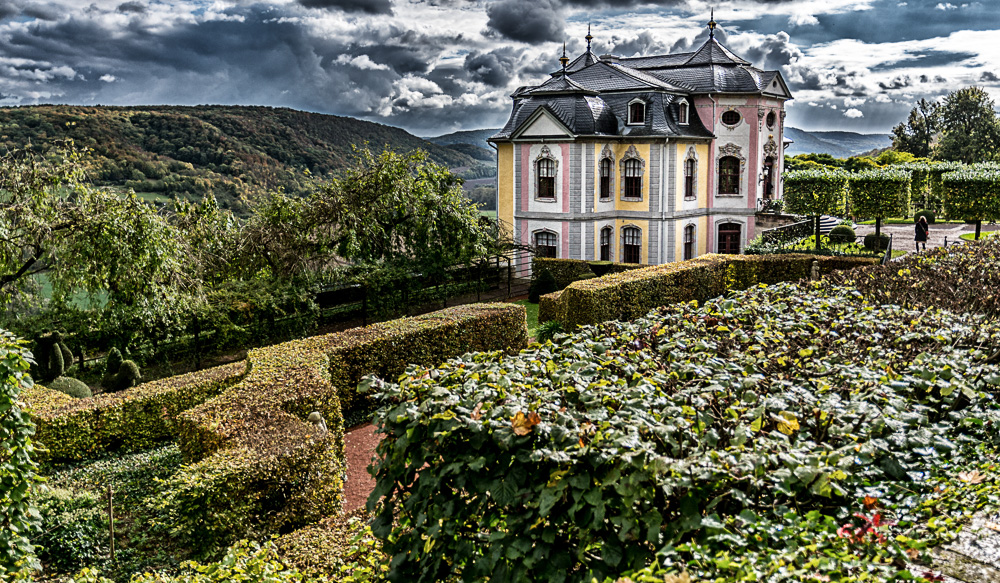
[[343, 423, 379, 513]]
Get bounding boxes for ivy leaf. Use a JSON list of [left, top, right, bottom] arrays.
[[512, 411, 541, 436], [777, 411, 800, 435]]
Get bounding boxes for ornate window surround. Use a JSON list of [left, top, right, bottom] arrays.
[[678, 100, 690, 125], [598, 144, 615, 201], [532, 145, 559, 202], [599, 225, 614, 261], [683, 146, 698, 201], [627, 98, 647, 125], [619, 144, 645, 201], [683, 222, 697, 260], [533, 229, 559, 258], [720, 107, 742, 128], [716, 143, 746, 197]]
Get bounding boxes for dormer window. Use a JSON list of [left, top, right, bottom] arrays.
[[678, 101, 689, 125], [628, 100, 646, 125]]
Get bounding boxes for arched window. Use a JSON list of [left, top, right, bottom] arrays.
[[678, 101, 689, 125], [534, 231, 557, 258], [600, 226, 613, 261], [766, 111, 776, 129], [684, 158, 696, 200], [628, 100, 646, 125], [717, 223, 741, 255], [599, 158, 612, 200], [622, 226, 641, 264], [718, 156, 741, 195], [763, 156, 775, 200], [537, 158, 555, 199], [623, 158, 642, 200], [683, 224, 695, 260]]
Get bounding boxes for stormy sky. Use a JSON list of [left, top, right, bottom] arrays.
[[1, 0, 998, 136]]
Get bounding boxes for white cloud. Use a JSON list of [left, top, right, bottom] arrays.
[[335, 54, 390, 71], [99, 74, 116, 82], [844, 108, 864, 118], [876, 94, 892, 102], [935, 3, 958, 9], [788, 14, 819, 26], [845, 96, 866, 107]]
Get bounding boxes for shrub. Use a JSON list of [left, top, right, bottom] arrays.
[[48, 377, 93, 399], [528, 269, 558, 303], [535, 320, 563, 343], [848, 167, 912, 224], [33, 488, 105, 573], [540, 254, 877, 328], [781, 168, 849, 217], [863, 232, 890, 251], [275, 509, 386, 580], [0, 329, 42, 579], [103, 347, 123, 378], [160, 303, 527, 555], [827, 224, 856, 244], [33, 331, 74, 382], [103, 360, 141, 393], [22, 362, 247, 464], [532, 258, 595, 290], [914, 209, 935, 224], [368, 282, 1000, 582]]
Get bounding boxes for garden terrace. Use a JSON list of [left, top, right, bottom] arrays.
[[368, 240, 1000, 582], [538, 253, 876, 328]]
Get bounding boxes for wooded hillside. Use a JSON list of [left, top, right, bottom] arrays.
[[0, 105, 483, 212]]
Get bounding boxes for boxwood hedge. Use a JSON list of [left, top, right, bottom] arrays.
[[538, 254, 876, 328], [153, 303, 527, 553], [368, 282, 1000, 582]]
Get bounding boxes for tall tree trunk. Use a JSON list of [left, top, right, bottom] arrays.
[[976, 219, 982, 240], [875, 217, 882, 251]]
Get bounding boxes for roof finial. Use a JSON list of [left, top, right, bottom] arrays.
[[586, 24, 593, 51], [559, 42, 569, 70], [708, 7, 717, 39]]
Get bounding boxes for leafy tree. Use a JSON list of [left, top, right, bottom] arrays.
[[782, 169, 849, 250], [935, 87, 1000, 164], [0, 329, 42, 578], [0, 143, 190, 310], [848, 168, 912, 250], [891, 98, 940, 158]]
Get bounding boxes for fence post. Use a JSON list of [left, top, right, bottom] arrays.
[[107, 484, 115, 562]]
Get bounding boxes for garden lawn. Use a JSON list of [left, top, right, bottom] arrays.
[[512, 299, 538, 339]]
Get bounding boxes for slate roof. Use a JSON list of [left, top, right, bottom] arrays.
[[491, 28, 789, 142]]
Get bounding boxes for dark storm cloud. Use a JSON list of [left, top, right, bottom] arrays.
[[0, 1, 18, 19], [116, 2, 145, 14], [741, 31, 801, 71], [879, 76, 912, 90], [605, 31, 669, 58], [298, 0, 394, 15], [464, 48, 520, 86], [670, 25, 728, 54], [981, 71, 1000, 83], [485, 0, 563, 44]]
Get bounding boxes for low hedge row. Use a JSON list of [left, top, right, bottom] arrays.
[[157, 303, 527, 553], [274, 508, 384, 580], [538, 254, 877, 328], [532, 258, 646, 290], [23, 363, 247, 464]]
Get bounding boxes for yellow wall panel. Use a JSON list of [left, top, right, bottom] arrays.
[[497, 143, 514, 238]]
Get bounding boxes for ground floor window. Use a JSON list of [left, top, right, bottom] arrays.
[[623, 227, 641, 263], [534, 231, 558, 258], [600, 227, 612, 261], [717, 223, 741, 255], [683, 224, 695, 260]]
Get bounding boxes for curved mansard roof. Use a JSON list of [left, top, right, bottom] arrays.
[[491, 25, 790, 143]]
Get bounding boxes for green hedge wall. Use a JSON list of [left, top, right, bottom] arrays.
[[782, 168, 849, 217], [23, 363, 247, 464], [943, 166, 1000, 222], [532, 258, 645, 291], [847, 167, 911, 221], [539, 254, 877, 328], [159, 303, 527, 553]]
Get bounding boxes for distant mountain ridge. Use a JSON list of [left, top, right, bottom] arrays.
[[428, 127, 893, 159], [0, 105, 479, 213]]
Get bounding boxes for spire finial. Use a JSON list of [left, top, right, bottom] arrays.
[[586, 24, 593, 50], [559, 42, 569, 70], [708, 8, 717, 39]]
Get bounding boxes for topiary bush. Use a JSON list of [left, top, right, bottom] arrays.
[[103, 360, 141, 393], [528, 269, 557, 303], [863, 232, 890, 251], [48, 377, 92, 399], [915, 209, 935, 224], [827, 224, 856, 244], [103, 348, 123, 378], [33, 331, 74, 382]]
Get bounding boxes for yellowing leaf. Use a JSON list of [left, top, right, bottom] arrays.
[[777, 411, 800, 435], [512, 411, 541, 436]]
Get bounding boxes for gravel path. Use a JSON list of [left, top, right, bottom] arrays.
[[343, 423, 379, 513], [853, 222, 1000, 255]]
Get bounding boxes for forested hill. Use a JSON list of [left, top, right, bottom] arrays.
[[0, 105, 480, 212]]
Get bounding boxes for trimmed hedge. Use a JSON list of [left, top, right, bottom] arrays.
[[847, 168, 911, 222], [538, 254, 877, 328], [782, 168, 849, 217], [158, 303, 527, 553], [23, 362, 247, 464], [532, 258, 646, 291], [274, 508, 385, 580]]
